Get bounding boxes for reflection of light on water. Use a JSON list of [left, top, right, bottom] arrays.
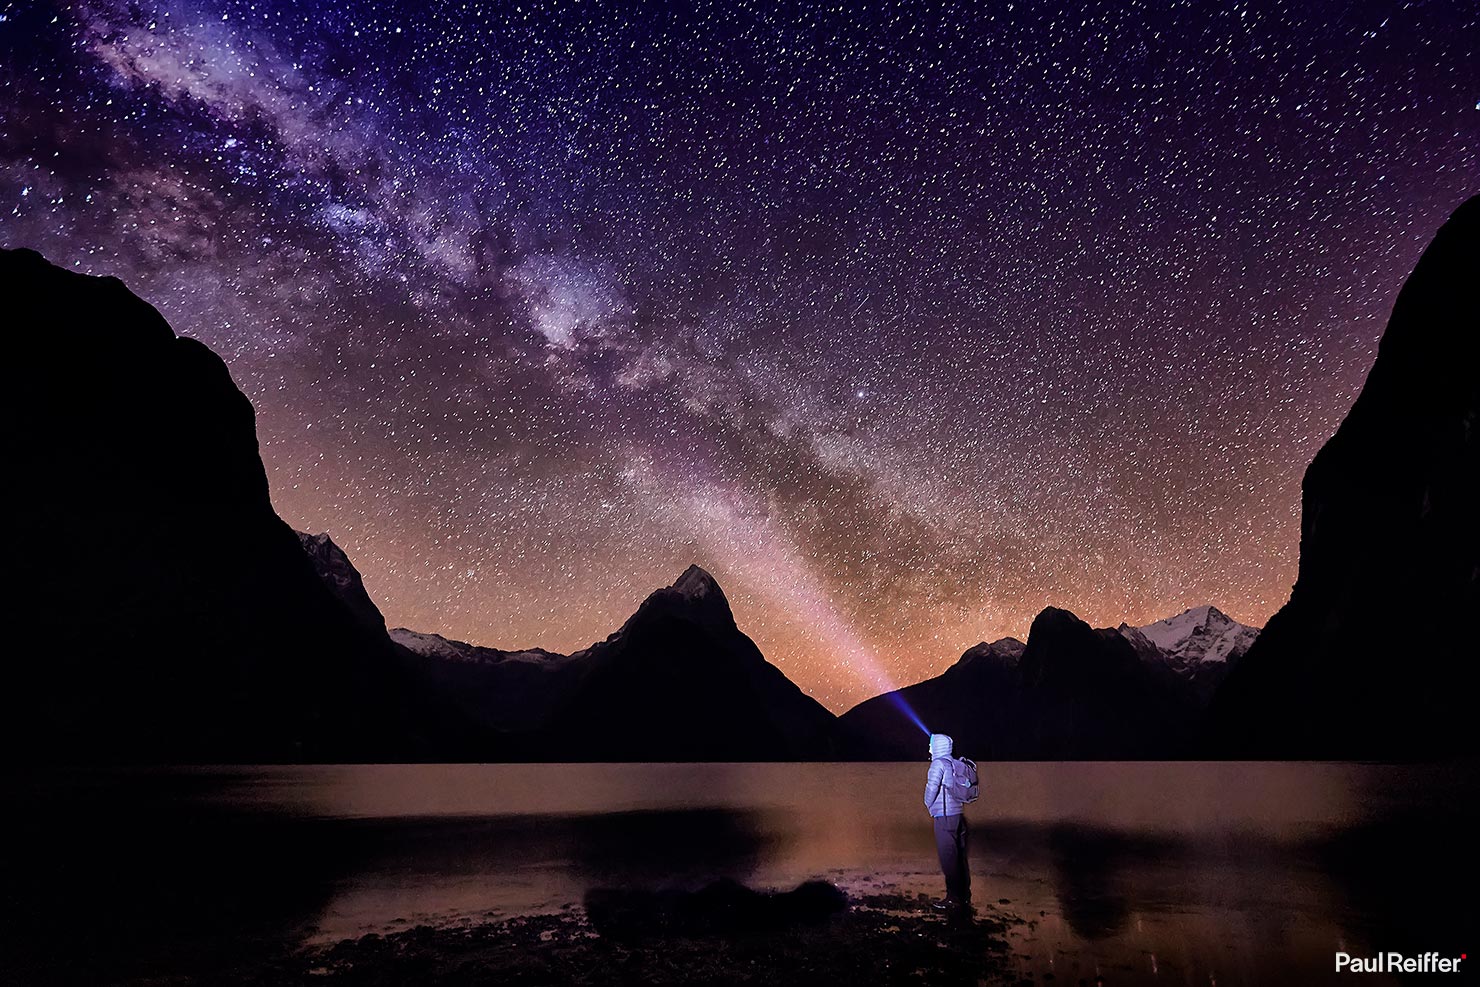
[[211, 761, 1382, 835], [166, 761, 1468, 982]]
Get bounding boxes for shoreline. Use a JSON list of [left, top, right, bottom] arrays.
[[271, 887, 1030, 987]]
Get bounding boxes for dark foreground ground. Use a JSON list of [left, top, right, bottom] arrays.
[[185, 890, 1028, 987]]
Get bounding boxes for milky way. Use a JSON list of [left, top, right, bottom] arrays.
[[2, 0, 1474, 709]]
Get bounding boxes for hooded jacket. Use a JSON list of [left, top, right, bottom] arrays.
[[924, 733, 968, 817]]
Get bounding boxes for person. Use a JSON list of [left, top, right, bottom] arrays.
[[923, 732, 970, 910]]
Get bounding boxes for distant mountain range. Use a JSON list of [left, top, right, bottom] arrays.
[[6, 194, 1473, 762], [302, 528, 1250, 760], [836, 605, 1258, 760], [295, 528, 835, 759]]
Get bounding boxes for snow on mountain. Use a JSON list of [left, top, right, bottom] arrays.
[[1128, 605, 1260, 667], [389, 565, 837, 758], [388, 627, 482, 662], [388, 627, 569, 666]]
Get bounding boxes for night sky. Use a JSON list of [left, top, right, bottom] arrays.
[[2, 0, 1474, 710]]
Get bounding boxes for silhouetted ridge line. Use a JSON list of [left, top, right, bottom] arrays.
[[1208, 195, 1479, 759], [3, 248, 460, 762]]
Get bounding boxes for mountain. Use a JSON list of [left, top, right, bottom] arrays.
[[296, 531, 388, 632], [2, 248, 454, 762], [840, 606, 1207, 760], [3, 244, 834, 764], [1209, 196, 1480, 759], [836, 637, 1024, 759], [1118, 606, 1259, 701], [1008, 607, 1198, 758], [384, 565, 840, 760], [386, 627, 586, 734], [290, 528, 611, 735], [536, 566, 839, 759], [289, 532, 841, 759]]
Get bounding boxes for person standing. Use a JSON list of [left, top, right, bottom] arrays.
[[924, 732, 971, 910]]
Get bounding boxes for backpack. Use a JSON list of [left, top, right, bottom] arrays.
[[943, 756, 980, 805]]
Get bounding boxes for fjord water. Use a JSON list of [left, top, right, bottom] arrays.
[[6, 762, 1476, 985]]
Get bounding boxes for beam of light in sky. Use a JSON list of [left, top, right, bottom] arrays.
[[9, 0, 1471, 720], [885, 692, 931, 736], [623, 452, 929, 733]]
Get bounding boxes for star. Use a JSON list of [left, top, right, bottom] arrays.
[[1, 0, 1473, 709]]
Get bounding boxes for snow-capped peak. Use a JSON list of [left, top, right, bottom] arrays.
[[1127, 605, 1260, 666], [389, 627, 474, 661]]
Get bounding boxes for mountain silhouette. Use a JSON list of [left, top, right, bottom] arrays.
[[839, 605, 1217, 759], [385, 565, 840, 760], [3, 248, 458, 761], [296, 531, 388, 632], [532, 565, 839, 760], [1209, 196, 1479, 758], [837, 637, 1024, 759], [15, 191, 1469, 766], [5, 246, 836, 763], [291, 530, 592, 738]]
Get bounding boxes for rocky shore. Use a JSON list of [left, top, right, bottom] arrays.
[[223, 886, 1030, 987]]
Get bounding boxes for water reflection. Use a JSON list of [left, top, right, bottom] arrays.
[[299, 807, 771, 885], [569, 808, 773, 884], [1046, 825, 1169, 940], [2, 771, 351, 985], [3, 761, 1474, 987], [1316, 803, 1479, 965]]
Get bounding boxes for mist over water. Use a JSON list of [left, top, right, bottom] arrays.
[[5, 762, 1476, 986]]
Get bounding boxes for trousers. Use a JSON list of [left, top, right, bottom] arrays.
[[932, 813, 970, 902]]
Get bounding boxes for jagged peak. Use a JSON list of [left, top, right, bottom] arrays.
[[295, 529, 360, 568], [966, 635, 1026, 654], [955, 636, 1025, 669], [295, 529, 340, 551], [1173, 604, 1225, 624], [1134, 604, 1258, 638], [2, 247, 176, 343], [1127, 603, 1261, 670], [671, 564, 723, 600], [389, 626, 455, 646], [614, 563, 737, 634]]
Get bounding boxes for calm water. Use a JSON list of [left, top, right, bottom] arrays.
[[5, 762, 1477, 985]]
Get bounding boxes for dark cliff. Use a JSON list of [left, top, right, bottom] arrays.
[[3, 249, 450, 761], [1209, 197, 1479, 758]]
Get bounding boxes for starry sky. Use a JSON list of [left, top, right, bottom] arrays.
[[2, 0, 1474, 710]]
